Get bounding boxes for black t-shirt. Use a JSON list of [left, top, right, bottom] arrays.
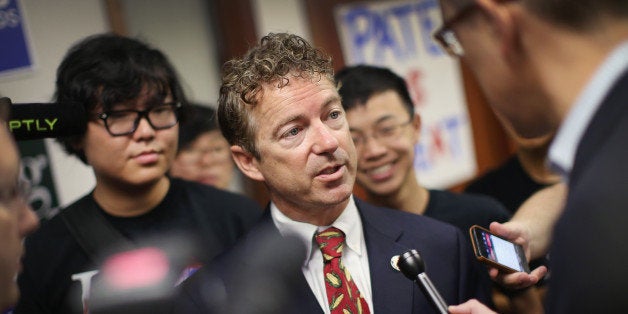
[[465, 155, 549, 214], [424, 189, 511, 243], [15, 178, 261, 314]]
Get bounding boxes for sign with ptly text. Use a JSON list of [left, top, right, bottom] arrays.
[[335, 0, 475, 188], [0, 0, 34, 76]]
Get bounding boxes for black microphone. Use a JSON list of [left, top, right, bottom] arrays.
[[171, 224, 307, 314], [2, 97, 87, 141], [397, 249, 449, 314], [220, 225, 306, 314]]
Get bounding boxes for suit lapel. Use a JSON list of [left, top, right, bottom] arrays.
[[572, 70, 628, 185], [253, 211, 323, 314], [357, 199, 417, 314]]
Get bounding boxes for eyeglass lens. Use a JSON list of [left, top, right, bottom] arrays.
[[101, 103, 180, 136], [351, 120, 411, 148]]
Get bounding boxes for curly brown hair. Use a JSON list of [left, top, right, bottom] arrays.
[[217, 32, 334, 159]]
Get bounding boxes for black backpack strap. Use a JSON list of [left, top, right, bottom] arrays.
[[60, 194, 134, 262]]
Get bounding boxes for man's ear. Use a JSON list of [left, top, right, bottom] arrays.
[[69, 136, 88, 162], [231, 145, 265, 182], [476, 0, 521, 58], [411, 112, 422, 144]]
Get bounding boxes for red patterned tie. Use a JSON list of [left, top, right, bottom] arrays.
[[315, 227, 370, 314]]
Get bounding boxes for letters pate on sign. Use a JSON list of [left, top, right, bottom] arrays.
[[334, 0, 477, 188]]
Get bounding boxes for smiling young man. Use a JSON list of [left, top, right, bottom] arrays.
[[15, 34, 261, 314], [336, 65, 511, 243], [175, 32, 494, 314]]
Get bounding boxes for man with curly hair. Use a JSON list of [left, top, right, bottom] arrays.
[[174, 32, 494, 314]]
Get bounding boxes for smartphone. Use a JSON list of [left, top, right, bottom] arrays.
[[469, 225, 530, 273]]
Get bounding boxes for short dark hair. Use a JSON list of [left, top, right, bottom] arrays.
[[177, 103, 218, 152], [523, 0, 628, 30], [335, 65, 414, 117], [443, 0, 628, 31], [55, 33, 187, 163]]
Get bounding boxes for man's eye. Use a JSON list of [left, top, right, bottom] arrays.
[[284, 127, 300, 138], [379, 126, 396, 135], [151, 106, 171, 115], [330, 111, 340, 119]]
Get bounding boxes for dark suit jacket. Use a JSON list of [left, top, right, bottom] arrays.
[[173, 198, 492, 313], [546, 70, 628, 313]]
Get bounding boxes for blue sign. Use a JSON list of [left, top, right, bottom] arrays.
[[0, 0, 33, 75]]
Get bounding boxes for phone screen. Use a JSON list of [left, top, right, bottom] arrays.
[[472, 227, 528, 273]]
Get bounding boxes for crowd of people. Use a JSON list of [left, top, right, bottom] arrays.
[[1, 0, 627, 313], [12, 34, 261, 314]]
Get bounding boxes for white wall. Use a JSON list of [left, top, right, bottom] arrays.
[[122, 0, 221, 106], [251, 0, 311, 41]]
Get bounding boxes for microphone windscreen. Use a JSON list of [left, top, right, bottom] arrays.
[[9, 101, 87, 140], [398, 249, 426, 279]]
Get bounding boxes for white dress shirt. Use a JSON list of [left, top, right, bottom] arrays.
[[549, 40, 628, 181], [270, 195, 374, 313]]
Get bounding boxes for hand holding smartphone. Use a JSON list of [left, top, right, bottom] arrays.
[[469, 225, 530, 274]]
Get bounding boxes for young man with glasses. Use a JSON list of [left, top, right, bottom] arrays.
[[0, 97, 39, 313], [336, 65, 510, 244], [431, 0, 628, 313], [15, 34, 261, 314]]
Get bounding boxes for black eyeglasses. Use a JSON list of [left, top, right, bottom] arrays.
[[96, 102, 181, 136], [433, 3, 480, 57], [350, 119, 412, 151]]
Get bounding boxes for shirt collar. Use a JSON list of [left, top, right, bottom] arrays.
[[270, 195, 364, 266], [549, 40, 628, 180]]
